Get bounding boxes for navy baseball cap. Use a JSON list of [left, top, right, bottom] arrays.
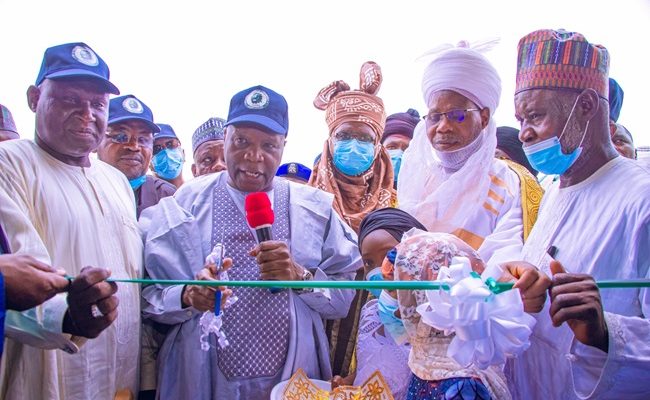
[[225, 85, 289, 135], [276, 162, 311, 182], [108, 95, 159, 133], [35, 42, 119, 95], [154, 123, 178, 140]]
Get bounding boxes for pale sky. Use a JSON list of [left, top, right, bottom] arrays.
[[1, 0, 649, 178]]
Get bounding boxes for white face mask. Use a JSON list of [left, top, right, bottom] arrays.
[[435, 130, 485, 173]]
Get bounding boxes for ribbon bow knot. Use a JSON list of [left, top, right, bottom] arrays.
[[417, 256, 536, 369]]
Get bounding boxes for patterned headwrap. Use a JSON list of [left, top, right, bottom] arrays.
[[192, 117, 226, 154], [608, 77, 624, 122], [381, 109, 420, 143], [309, 62, 396, 233], [0, 104, 18, 134], [313, 61, 387, 136], [515, 29, 609, 98]]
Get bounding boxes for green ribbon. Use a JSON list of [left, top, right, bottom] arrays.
[[63, 277, 650, 292]]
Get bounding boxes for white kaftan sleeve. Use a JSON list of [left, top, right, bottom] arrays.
[[0, 180, 81, 352], [568, 223, 650, 399], [140, 197, 205, 325], [479, 179, 524, 267], [289, 184, 361, 319], [4, 295, 80, 353]]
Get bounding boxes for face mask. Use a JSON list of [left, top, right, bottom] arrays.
[[152, 148, 184, 180], [332, 139, 375, 176], [388, 149, 403, 183], [366, 267, 383, 298], [128, 175, 147, 190], [435, 130, 485, 173], [377, 290, 408, 345], [523, 98, 589, 176]]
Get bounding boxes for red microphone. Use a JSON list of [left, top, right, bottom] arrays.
[[245, 192, 282, 293], [245, 192, 274, 243]]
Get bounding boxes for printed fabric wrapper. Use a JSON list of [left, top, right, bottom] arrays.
[[416, 256, 535, 369]]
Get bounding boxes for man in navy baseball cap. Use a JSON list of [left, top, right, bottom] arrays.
[[225, 85, 289, 135], [35, 42, 119, 95], [141, 83, 359, 400], [97, 95, 175, 218], [150, 123, 185, 188], [0, 42, 142, 399]]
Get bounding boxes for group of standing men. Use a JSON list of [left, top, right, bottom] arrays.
[[0, 27, 647, 400]]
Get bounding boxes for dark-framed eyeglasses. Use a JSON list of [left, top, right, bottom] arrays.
[[106, 132, 153, 148], [333, 131, 375, 143], [153, 139, 181, 155], [422, 108, 481, 125]]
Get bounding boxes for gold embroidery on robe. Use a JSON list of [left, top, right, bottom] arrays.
[[502, 159, 544, 241]]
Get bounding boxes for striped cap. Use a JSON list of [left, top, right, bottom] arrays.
[[192, 117, 226, 153], [516, 29, 609, 98]]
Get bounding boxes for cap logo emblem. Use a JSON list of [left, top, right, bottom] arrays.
[[123, 98, 144, 114], [288, 164, 297, 174], [244, 89, 269, 109], [71, 45, 99, 67]]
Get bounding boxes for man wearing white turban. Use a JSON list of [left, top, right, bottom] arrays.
[[398, 41, 543, 267]]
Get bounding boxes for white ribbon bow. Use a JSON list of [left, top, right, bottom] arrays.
[[416, 257, 536, 369]]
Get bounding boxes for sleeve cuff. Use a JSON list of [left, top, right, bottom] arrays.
[[569, 311, 621, 399], [42, 293, 68, 335], [164, 285, 187, 312], [298, 268, 331, 300], [164, 285, 200, 317], [4, 304, 80, 354]]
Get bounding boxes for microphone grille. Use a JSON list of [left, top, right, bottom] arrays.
[[245, 192, 274, 228]]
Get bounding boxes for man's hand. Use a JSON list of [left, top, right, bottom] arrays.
[[500, 261, 552, 313], [63, 266, 119, 339], [181, 258, 232, 312], [331, 373, 356, 390], [0, 254, 69, 311], [549, 261, 609, 352], [250, 241, 303, 281]]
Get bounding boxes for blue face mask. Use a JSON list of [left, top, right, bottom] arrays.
[[128, 175, 147, 190], [152, 148, 184, 180], [332, 139, 375, 176], [377, 290, 408, 344], [523, 98, 588, 176], [388, 149, 403, 183], [366, 267, 383, 298]]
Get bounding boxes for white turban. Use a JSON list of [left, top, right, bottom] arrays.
[[421, 44, 501, 112], [398, 41, 503, 235]]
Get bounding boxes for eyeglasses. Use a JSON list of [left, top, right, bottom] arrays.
[[106, 132, 153, 148], [333, 131, 375, 143], [422, 108, 481, 125], [153, 140, 181, 155]]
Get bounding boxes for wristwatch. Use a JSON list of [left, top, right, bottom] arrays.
[[301, 268, 314, 281], [294, 267, 314, 294]]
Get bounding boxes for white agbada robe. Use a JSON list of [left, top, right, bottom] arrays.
[[449, 158, 524, 266], [507, 156, 650, 399], [0, 140, 142, 400]]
